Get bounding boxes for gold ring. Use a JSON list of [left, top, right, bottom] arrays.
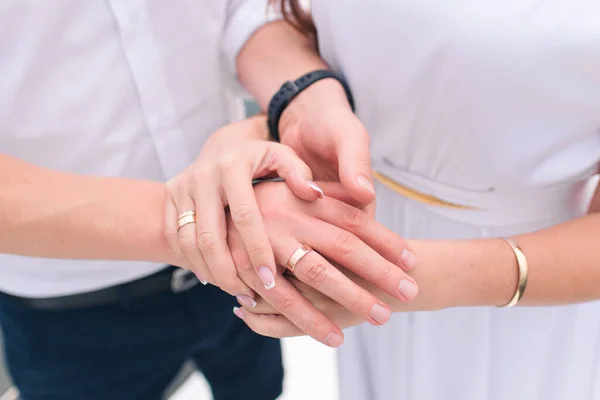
[[177, 213, 196, 231], [286, 244, 312, 272], [177, 211, 196, 221]]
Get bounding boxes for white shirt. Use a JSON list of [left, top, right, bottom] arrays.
[[315, 0, 600, 226], [0, 0, 270, 297]]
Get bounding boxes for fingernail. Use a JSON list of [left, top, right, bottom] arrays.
[[370, 303, 392, 325], [196, 274, 208, 285], [258, 266, 275, 290], [398, 279, 418, 300], [307, 180, 324, 199], [400, 249, 417, 270], [357, 175, 375, 194], [325, 332, 344, 347], [233, 307, 245, 319], [236, 295, 257, 308]]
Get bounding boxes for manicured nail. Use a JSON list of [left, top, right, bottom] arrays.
[[398, 279, 418, 300], [325, 332, 344, 347], [357, 175, 375, 194], [400, 249, 417, 270], [196, 274, 208, 285], [370, 303, 392, 325], [233, 307, 245, 319], [236, 295, 257, 308], [307, 180, 324, 199], [258, 266, 275, 290]]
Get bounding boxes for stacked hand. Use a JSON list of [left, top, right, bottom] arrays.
[[164, 80, 420, 347], [226, 181, 418, 346], [164, 115, 323, 298]]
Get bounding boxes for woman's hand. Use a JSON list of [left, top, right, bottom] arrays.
[[278, 80, 377, 213], [226, 181, 419, 347], [164, 115, 324, 299], [235, 276, 363, 338], [239, 273, 364, 338]]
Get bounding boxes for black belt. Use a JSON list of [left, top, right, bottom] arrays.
[[0, 266, 200, 310]]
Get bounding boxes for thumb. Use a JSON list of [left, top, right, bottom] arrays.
[[334, 124, 376, 204], [264, 142, 324, 202]]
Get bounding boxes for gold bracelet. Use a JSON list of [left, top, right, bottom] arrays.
[[498, 238, 529, 307]]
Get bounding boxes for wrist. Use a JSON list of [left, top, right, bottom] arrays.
[[397, 239, 518, 311], [244, 114, 270, 141], [278, 78, 352, 143]]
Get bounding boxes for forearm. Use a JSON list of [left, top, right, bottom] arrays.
[[0, 154, 177, 265], [381, 213, 600, 312], [237, 20, 323, 108], [237, 20, 348, 112]]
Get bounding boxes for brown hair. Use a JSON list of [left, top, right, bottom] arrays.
[[270, 0, 316, 36]]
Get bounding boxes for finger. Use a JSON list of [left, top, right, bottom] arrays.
[[193, 185, 254, 298], [221, 163, 277, 290], [238, 295, 278, 314], [233, 307, 306, 339], [275, 239, 391, 326], [164, 195, 184, 265], [312, 181, 368, 209], [363, 198, 377, 217], [332, 121, 376, 204], [172, 193, 213, 284], [298, 218, 419, 302], [312, 196, 416, 271], [233, 244, 345, 347], [263, 143, 323, 201]]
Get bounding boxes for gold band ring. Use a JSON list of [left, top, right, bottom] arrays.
[[177, 211, 196, 231], [178, 211, 196, 220], [286, 244, 312, 273]]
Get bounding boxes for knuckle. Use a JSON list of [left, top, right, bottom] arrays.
[[343, 206, 367, 229], [231, 204, 258, 228], [217, 153, 239, 172], [164, 226, 178, 242], [178, 234, 197, 251], [274, 294, 294, 313], [245, 243, 269, 261], [292, 313, 312, 333], [376, 262, 393, 284], [333, 233, 356, 255], [348, 293, 369, 314], [237, 260, 255, 275], [196, 231, 219, 252], [382, 233, 396, 251], [303, 262, 328, 286]]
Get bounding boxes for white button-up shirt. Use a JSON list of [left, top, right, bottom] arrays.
[[0, 0, 270, 297]]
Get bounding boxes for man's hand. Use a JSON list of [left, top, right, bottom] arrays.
[[227, 181, 418, 346], [235, 274, 364, 338]]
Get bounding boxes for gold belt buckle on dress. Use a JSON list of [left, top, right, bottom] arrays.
[[372, 171, 476, 209]]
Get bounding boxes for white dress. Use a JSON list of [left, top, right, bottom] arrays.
[[312, 1, 600, 399]]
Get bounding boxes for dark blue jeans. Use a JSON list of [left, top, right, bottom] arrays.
[[0, 276, 283, 400]]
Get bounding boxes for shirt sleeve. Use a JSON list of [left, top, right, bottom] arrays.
[[221, 0, 279, 78]]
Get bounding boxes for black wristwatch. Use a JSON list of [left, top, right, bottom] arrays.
[[267, 69, 355, 142]]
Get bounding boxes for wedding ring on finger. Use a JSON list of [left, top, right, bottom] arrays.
[[286, 244, 312, 273], [177, 211, 196, 231]]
